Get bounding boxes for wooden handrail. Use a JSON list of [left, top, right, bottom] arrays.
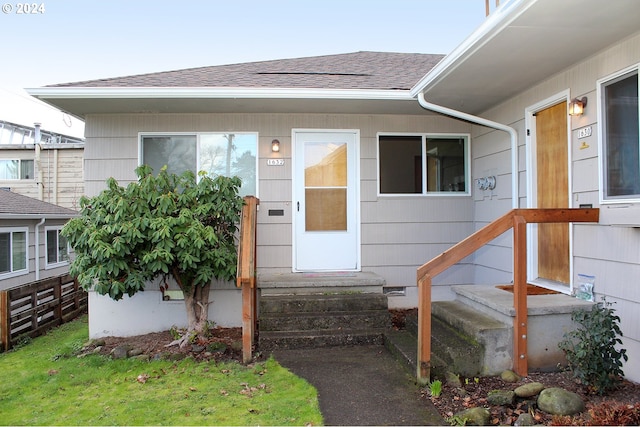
[[416, 208, 599, 384], [236, 196, 259, 363]]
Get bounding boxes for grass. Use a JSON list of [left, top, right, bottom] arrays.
[[0, 317, 323, 426]]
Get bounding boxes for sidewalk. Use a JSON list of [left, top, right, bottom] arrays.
[[272, 345, 445, 426]]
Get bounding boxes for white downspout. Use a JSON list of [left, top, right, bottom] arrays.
[[417, 92, 519, 208], [34, 218, 46, 280]]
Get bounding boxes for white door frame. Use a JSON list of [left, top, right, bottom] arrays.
[[524, 90, 574, 293], [291, 129, 361, 272]]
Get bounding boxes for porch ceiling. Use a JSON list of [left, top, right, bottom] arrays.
[[411, 0, 640, 114]]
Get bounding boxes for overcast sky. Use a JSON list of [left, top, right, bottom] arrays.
[[0, 0, 490, 137]]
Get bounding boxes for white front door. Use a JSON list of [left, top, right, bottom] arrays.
[[293, 130, 360, 271]]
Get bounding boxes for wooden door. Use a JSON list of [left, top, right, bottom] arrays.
[[536, 102, 569, 283]]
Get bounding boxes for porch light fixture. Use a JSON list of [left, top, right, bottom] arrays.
[[568, 97, 587, 116], [271, 139, 280, 152]]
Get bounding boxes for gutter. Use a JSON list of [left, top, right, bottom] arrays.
[[417, 93, 519, 208], [34, 217, 46, 280]]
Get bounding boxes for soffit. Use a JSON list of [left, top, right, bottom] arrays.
[[412, 0, 640, 114]]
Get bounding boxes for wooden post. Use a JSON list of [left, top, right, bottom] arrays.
[[53, 277, 62, 324], [237, 196, 259, 364], [417, 275, 432, 385], [512, 215, 528, 376], [0, 290, 8, 352]]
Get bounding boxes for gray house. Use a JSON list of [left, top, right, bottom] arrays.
[[29, 0, 640, 382], [0, 189, 77, 290]]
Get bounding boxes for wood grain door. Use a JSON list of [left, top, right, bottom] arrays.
[[536, 102, 569, 283]]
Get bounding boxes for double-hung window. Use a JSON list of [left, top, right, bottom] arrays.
[[0, 227, 28, 278], [378, 133, 470, 195], [45, 226, 70, 268], [599, 65, 640, 202], [0, 159, 34, 180], [140, 133, 258, 197]]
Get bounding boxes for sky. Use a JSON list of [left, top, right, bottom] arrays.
[[0, 0, 490, 138]]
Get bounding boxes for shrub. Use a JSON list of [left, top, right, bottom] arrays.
[[558, 298, 628, 394]]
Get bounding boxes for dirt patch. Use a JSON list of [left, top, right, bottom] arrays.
[[92, 327, 244, 363]]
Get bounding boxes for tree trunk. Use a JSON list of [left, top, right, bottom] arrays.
[[175, 282, 211, 348]]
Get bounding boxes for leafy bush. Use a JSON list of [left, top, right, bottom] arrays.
[[558, 298, 628, 394]]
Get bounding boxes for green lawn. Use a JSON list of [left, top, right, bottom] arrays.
[[0, 317, 323, 426]]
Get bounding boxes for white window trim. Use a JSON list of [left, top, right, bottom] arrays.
[[597, 62, 640, 205], [0, 226, 29, 279], [138, 132, 260, 198], [44, 225, 69, 269], [376, 132, 471, 197]]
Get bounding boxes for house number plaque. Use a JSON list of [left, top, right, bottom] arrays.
[[267, 159, 285, 166]]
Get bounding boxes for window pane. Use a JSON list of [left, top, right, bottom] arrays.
[[604, 72, 640, 198], [303, 140, 348, 231], [0, 160, 19, 180], [200, 134, 257, 197], [426, 137, 467, 192], [12, 231, 27, 271], [142, 136, 197, 176], [0, 233, 9, 273], [379, 136, 423, 194], [58, 233, 69, 262], [47, 229, 57, 264], [21, 160, 34, 180]]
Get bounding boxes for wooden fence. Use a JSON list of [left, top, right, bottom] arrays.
[[0, 273, 87, 351]]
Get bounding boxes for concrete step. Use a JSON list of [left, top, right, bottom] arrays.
[[258, 272, 385, 295], [258, 293, 391, 352], [432, 301, 512, 376], [260, 310, 390, 332], [260, 293, 388, 314], [259, 329, 386, 351], [385, 302, 512, 378]]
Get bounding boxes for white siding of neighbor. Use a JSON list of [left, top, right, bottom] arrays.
[[468, 30, 640, 382], [84, 113, 475, 302]]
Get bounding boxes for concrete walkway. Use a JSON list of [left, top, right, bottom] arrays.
[[272, 345, 445, 426]]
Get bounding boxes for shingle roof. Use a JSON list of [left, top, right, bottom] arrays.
[[48, 51, 444, 91], [0, 189, 78, 217]]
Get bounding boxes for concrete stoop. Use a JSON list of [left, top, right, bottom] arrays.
[[385, 300, 512, 380], [258, 293, 391, 352]]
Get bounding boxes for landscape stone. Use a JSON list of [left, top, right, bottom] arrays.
[[454, 407, 491, 426], [445, 371, 462, 388], [191, 344, 205, 353], [128, 348, 144, 357], [134, 354, 151, 362], [487, 390, 515, 406], [514, 413, 535, 426], [92, 338, 106, 347], [501, 370, 521, 383], [537, 387, 585, 416], [515, 382, 545, 397], [111, 345, 132, 359]]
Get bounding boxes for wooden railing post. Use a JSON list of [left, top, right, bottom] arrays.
[[417, 274, 432, 385], [512, 215, 528, 376], [0, 290, 8, 352], [237, 196, 259, 364]]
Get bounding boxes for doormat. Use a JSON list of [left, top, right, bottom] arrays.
[[496, 284, 560, 295]]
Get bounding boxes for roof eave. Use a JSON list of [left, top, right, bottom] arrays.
[[27, 87, 414, 101], [410, 0, 531, 98]]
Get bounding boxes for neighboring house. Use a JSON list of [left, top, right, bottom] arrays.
[[0, 120, 85, 210], [28, 0, 640, 381], [0, 189, 77, 290]]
